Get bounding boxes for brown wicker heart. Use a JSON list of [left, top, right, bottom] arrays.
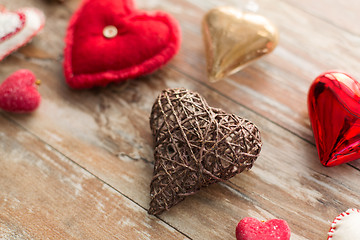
[[148, 88, 262, 215]]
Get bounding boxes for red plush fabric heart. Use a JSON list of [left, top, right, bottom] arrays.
[[64, 0, 181, 89], [236, 217, 291, 240], [0, 69, 41, 113], [308, 71, 360, 166]]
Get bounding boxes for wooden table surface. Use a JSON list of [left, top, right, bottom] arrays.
[[1, 0, 360, 239]]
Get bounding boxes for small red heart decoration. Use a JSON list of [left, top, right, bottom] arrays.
[[0, 7, 45, 61], [308, 71, 360, 166], [236, 217, 291, 240], [0, 69, 41, 113], [63, 0, 181, 89]]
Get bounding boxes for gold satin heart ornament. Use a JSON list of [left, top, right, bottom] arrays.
[[202, 6, 279, 82]]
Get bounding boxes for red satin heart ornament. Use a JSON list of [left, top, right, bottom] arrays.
[[63, 0, 181, 89], [308, 71, 360, 167]]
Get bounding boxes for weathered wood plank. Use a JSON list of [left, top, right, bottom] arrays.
[[136, 0, 360, 143], [282, 0, 360, 35], [1, 0, 360, 239], [5, 0, 360, 143], [0, 116, 189, 239], [1, 55, 359, 239]]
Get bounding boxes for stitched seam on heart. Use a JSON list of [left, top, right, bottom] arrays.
[[327, 209, 360, 240], [0, 12, 26, 42], [0, 8, 45, 61], [63, 0, 181, 89]]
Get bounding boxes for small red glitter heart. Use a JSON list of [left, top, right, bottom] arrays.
[[308, 71, 360, 166], [0, 69, 41, 113], [236, 217, 291, 240]]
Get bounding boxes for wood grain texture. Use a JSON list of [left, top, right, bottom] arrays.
[[0, 116, 189, 239], [0, 0, 360, 239], [284, 0, 360, 35], [144, 0, 360, 143]]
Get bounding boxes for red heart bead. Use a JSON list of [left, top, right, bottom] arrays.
[[0, 69, 41, 113], [63, 0, 181, 89], [308, 71, 360, 167], [236, 217, 291, 240]]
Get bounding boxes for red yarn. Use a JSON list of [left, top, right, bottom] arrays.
[[63, 0, 181, 89], [0, 69, 41, 113]]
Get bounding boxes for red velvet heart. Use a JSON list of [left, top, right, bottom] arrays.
[[0, 69, 41, 113], [308, 71, 360, 167], [63, 0, 181, 89], [236, 217, 291, 240]]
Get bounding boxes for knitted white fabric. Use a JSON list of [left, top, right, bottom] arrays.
[[0, 12, 22, 38], [0, 8, 45, 60]]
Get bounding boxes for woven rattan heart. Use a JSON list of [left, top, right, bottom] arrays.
[[148, 88, 262, 215]]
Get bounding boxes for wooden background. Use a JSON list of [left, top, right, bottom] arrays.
[[1, 0, 360, 239]]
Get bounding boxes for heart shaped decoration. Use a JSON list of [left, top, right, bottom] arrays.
[[236, 217, 291, 240], [0, 7, 45, 61], [328, 209, 360, 240], [202, 6, 278, 82], [308, 71, 360, 166], [148, 88, 262, 215], [63, 0, 181, 89], [0, 69, 41, 113]]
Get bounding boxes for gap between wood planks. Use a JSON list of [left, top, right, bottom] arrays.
[[1, 1, 359, 239], [278, 0, 360, 36], [18, 46, 360, 173], [7, 47, 360, 228], [167, 64, 360, 172], [13, 0, 360, 153], [0, 112, 193, 240], [2, 58, 360, 238], [57, 0, 360, 151]]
